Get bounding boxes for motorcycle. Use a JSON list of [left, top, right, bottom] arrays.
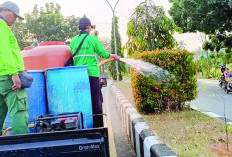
[[219, 74, 226, 89], [219, 63, 228, 90], [226, 73, 232, 93]]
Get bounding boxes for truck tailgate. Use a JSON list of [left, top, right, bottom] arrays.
[[0, 128, 109, 157]]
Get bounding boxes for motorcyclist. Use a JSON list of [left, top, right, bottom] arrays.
[[219, 63, 227, 88], [220, 63, 232, 92], [222, 64, 230, 82], [220, 63, 226, 73]]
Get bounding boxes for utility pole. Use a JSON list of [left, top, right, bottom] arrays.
[[105, 0, 120, 81]]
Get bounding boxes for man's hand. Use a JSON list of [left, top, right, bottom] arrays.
[[12, 75, 21, 91], [110, 54, 120, 61]]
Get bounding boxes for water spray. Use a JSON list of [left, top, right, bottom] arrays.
[[120, 58, 175, 85], [98, 58, 176, 86]]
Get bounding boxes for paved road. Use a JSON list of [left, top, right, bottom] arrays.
[[102, 82, 136, 157], [190, 79, 232, 120]]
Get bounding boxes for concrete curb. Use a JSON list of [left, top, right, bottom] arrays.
[[111, 85, 177, 157], [191, 106, 232, 125]]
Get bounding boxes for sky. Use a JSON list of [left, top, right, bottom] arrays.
[[5, 0, 202, 52]]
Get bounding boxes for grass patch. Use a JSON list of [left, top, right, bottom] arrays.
[[114, 79, 232, 157], [144, 109, 231, 156]]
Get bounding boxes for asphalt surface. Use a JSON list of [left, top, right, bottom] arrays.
[[102, 82, 136, 157], [190, 79, 232, 120]]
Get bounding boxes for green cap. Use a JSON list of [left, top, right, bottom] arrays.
[[0, 1, 24, 20]]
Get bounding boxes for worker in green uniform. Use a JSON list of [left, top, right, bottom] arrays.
[[0, 1, 29, 135], [70, 17, 120, 127]]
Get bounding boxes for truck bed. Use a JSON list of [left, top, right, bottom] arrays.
[[0, 128, 109, 157]]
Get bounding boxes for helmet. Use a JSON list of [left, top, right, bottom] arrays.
[[220, 63, 226, 68]]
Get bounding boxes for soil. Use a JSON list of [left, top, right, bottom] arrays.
[[210, 144, 232, 156]]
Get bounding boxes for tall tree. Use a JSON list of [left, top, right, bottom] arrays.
[[25, 3, 76, 41], [126, 0, 180, 56], [11, 3, 80, 49], [11, 20, 32, 49], [169, 0, 232, 52], [108, 17, 126, 80]]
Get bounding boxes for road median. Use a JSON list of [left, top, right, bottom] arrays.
[[110, 84, 176, 157]]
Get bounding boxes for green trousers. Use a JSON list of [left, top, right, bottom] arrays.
[[0, 75, 29, 135]]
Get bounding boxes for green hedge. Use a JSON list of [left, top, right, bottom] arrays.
[[130, 49, 198, 113]]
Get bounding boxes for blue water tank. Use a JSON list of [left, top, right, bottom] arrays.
[[26, 70, 47, 122], [4, 70, 47, 130], [46, 66, 93, 128]]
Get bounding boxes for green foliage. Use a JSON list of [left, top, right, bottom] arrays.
[[222, 52, 232, 63], [195, 50, 232, 79], [108, 17, 126, 80], [11, 3, 80, 49], [169, 0, 232, 34], [227, 63, 232, 70], [26, 13, 66, 41], [169, 0, 232, 52], [126, 0, 180, 56], [130, 49, 197, 113], [11, 20, 31, 49], [202, 33, 232, 53]]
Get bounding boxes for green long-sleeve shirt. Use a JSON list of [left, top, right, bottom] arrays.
[[0, 19, 24, 76], [70, 33, 110, 77]]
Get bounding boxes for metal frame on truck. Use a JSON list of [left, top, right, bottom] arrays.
[[0, 127, 109, 157]]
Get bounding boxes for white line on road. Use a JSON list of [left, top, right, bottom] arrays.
[[203, 112, 221, 118]]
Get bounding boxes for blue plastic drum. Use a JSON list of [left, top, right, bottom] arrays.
[[4, 70, 47, 131], [46, 66, 93, 128], [26, 70, 47, 122]]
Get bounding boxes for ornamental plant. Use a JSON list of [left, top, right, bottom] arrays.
[[131, 49, 197, 113]]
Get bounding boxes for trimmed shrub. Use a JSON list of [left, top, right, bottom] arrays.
[[130, 49, 197, 113]]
